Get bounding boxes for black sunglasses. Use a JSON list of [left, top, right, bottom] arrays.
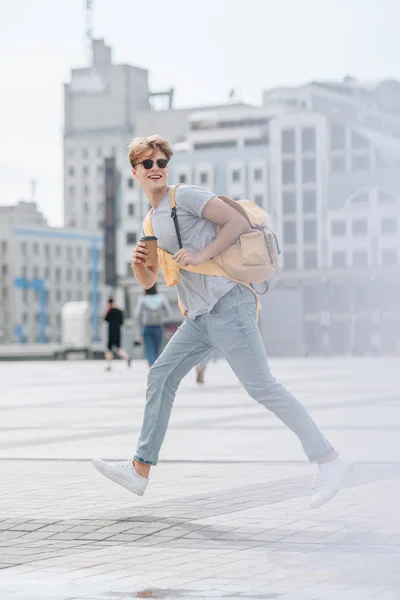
[[135, 159, 169, 169]]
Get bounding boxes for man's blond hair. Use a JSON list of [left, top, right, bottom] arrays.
[[128, 134, 173, 167]]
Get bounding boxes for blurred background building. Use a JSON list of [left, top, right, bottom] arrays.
[[1, 37, 399, 355]]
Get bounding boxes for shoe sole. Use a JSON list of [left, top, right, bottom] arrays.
[[310, 462, 355, 509], [92, 459, 146, 496]]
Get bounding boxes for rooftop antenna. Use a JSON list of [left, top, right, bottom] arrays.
[[30, 179, 37, 204], [86, 0, 93, 66]]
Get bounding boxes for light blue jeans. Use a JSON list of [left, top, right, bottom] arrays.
[[134, 285, 333, 466]]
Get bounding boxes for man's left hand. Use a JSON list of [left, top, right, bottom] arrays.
[[173, 249, 203, 267]]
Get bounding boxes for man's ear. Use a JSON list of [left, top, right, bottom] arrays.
[[132, 167, 139, 180]]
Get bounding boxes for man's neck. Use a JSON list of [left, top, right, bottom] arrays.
[[145, 184, 169, 210]]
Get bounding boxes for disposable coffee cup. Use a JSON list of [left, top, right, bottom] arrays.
[[140, 235, 158, 267]]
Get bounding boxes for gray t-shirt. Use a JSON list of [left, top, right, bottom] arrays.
[[148, 185, 235, 318]]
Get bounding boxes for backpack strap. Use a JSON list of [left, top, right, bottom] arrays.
[[170, 184, 183, 249]]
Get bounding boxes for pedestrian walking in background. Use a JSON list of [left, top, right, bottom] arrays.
[[134, 284, 171, 367], [104, 298, 131, 371]]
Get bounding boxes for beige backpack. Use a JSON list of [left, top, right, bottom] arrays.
[[170, 185, 280, 284]]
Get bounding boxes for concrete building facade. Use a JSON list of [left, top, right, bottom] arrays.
[[0, 202, 105, 344]]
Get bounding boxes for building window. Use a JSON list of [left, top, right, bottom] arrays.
[[128, 204, 135, 216], [381, 218, 397, 234], [331, 124, 346, 150], [66, 291, 72, 302], [127, 262, 133, 276], [281, 129, 295, 154], [303, 190, 316, 213], [332, 251, 347, 267], [302, 158, 316, 183], [21, 266, 27, 278], [33, 243, 39, 256], [331, 155, 346, 172], [253, 168, 263, 181], [283, 191, 296, 214], [76, 247, 82, 259], [351, 191, 369, 205], [33, 267, 39, 279], [301, 127, 316, 153], [77, 269, 82, 283], [352, 219, 368, 236], [179, 173, 187, 183], [232, 169, 241, 182], [353, 250, 368, 267], [283, 221, 297, 244], [20, 242, 26, 255], [127, 178, 134, 189], [382, 249, 398, 265], [126, 232, 137, 245], [69, 185, 75, 198], [83, 202, 89, 215], [282, 159, 295, 184], [44, 267, 50, 279], [1, 264, 7, 276], [111, 147, 117, 156], [66, 269, 72, 281], [304, 250, 318, 269], [97, 165, 103, 175], [55, 246, 61, 258], [55, 268, 61, 281], [284, 251, 297, 269], [83, 185, 89, 197], [97, 147, 102, 157], [254, 195, 263, 207], [83, 166, 89, 176], [352, 154, 370, 171], [331, 220, 346, 236], [82, 148, 88, 159], [68, 166, 74, 176], [303, 220, 317, 243], [351, 131, 369, 149], [378, 191, 395, 204], [200, 172, 208, 185]]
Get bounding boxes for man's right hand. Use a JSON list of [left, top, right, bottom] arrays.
[[131, 242, 148, 270]]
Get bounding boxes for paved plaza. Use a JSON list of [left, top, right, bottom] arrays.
[[1, 356, 400, 600]]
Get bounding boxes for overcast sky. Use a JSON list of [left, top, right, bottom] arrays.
[[0, 0, 399, 225]]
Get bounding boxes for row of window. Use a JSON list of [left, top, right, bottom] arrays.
[[282, 127, 316, 154], [20, 243, 96, 260], [66, 147, 117, 159], [331, 249, 398, 267], [331, 218, 397, 236], [330, 153, 371, 173], [177, 168, 265, 186], [331, 125, 369, 152], [283, 221, 318, 244], [282, 158, 317, 184], [18, 287, 98, 306], [283, 190, 317, 214], [19, 267, 101, 283]]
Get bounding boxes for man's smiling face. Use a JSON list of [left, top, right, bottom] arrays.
[[132, 149, 169, 193]]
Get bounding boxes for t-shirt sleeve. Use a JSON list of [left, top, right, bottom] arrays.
[[175, 185, 216, 218]]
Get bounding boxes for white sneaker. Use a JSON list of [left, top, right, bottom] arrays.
[[310, 459, 354, 509], [311, 469, 320, 493], [92, 458, 148, 496]]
